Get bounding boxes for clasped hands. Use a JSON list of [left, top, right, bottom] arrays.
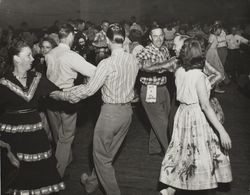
[[50, 84, 88, 104], [66, 84, 88, 104]]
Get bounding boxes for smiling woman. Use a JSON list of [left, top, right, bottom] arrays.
[[12, 44, 34, 87], [0, 40, 71, 195]]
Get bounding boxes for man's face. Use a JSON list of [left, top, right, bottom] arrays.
[[102, 22, 109, 33], [231, 27, 237, 35], [149, 28, 164, 48], [78, 22, 85, 31], [215, 28, 222, 36]]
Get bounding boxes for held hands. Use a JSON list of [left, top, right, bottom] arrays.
[[50, 85, 88, 104], [219, 130, 232, 150], [67, 85, 88, 104]]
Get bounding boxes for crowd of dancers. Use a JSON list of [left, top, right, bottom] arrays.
[[0, 17, 250, 195]]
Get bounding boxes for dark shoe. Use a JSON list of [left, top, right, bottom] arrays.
[[149, 151, 164, 157], [214, 87, 225, 93], [80, 173, 99, 193]]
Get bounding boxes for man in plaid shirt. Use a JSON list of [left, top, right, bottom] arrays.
[[136, 25, 171, 155]]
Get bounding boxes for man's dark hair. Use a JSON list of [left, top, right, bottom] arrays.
[[58, 23, 74, 39], [106, 23, 125, 44], [149, 24, 162, 35], [209, 23, 222, 34], [129, 29, 142, 43]]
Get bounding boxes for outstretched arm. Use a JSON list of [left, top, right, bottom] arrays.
[[65, 60, 110, 103], [140, 57, 179, 72]]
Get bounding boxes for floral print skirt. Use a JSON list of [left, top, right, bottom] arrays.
[[160, 103, 232, 190]]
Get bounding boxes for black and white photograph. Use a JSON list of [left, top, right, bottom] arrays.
[[0, 0, 250, 194]]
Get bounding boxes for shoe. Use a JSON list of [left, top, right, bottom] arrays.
[[80, 173, 99, 193], [159, 189, 168, 195], [149, 151, 165, 157], [214, 88, 225, 93]]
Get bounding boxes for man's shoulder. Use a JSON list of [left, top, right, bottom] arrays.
[[48, 45, 67, 56], [59, 49, 83, 59], [144, 44, 154, 50]]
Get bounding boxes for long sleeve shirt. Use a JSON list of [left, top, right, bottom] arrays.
[[45, 43, 96, 90], [76, 48, 139, 104], [136, 43, 170, 86], [226, 34, 249, 50]]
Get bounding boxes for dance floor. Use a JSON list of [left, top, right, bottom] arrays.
[[61, 82, 250, 195]]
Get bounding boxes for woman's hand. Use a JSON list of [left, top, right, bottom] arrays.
[[7, 151, 20, 168], [0, 140, 20, 168], [219, 130, 232, 150]]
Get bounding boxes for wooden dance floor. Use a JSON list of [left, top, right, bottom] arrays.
[[61, 83, 250, 195]]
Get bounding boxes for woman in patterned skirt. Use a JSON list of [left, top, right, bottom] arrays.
[[159, 38, 232, 195], [0, 41, 70, 195]]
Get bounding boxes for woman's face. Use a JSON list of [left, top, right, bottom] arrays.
[[173, 37, 184, 57], [15, 46, 34, 71], [78, 38, 86, 46], [41, 41, 53, 55], [215, 28, 222, 36]]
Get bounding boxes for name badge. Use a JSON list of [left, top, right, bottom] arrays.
[[146, 85, 157, 103]]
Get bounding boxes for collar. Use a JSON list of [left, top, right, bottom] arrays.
[[58, 43, 70, 50], [101, 30, 106, 36], [149, 43, 164, 51], [111, 47, 124, 56]]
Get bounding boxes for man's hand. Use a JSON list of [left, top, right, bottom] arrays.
[[68, 93, 86, 104], [68, 85, 88, 103]]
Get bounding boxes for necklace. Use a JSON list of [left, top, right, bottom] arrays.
[[13, 72, 28, 89], [13, 73, 27, 80]]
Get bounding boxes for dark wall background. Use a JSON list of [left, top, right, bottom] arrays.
[[0, 0, 80, 28], [0, 0, 249, 28]]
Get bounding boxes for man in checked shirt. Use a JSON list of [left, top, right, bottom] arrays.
[[136, 25, 172, 156]]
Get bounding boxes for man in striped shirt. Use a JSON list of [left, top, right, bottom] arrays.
[[69, 23, 139, 195], [136, 25, 171, 156]]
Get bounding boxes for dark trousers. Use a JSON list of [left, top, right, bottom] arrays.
[[217, 46, 228, 66], [226, 49, 242, 79], [140, 85, 170, 154]]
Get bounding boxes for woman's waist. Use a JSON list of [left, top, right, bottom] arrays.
[[0, 109, 41, 124], [5, 108, 37, 114], [179, 102, 200, 107]]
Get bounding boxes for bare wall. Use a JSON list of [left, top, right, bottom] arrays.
[[0, 0, 249, 28], [0, 0, 80, 28]]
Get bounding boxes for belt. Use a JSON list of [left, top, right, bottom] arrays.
[[5, 108, 37, 114], [104, 102, 131, 106], [141, 83, 166, 87]]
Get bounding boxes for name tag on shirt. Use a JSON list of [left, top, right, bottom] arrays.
[[146, 85, 157, 103]]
